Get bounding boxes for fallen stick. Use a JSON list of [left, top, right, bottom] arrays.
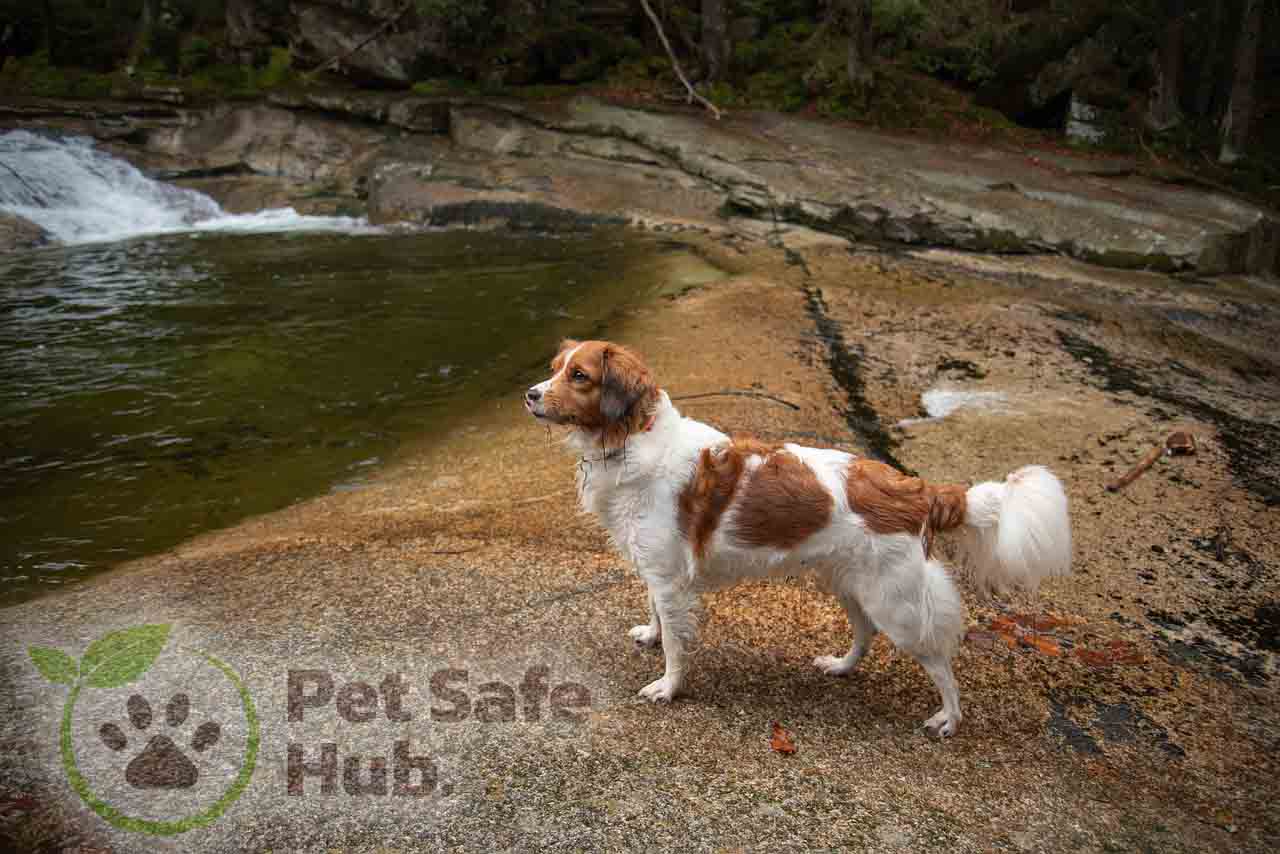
[[1106, 431, 1196, 492], [670, 390, 800, 410], [302, 1, 414, 81]]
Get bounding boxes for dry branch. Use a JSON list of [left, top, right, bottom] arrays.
[[671, 390, 800, 410], [303, 1, 414, 81], [638, 0, 722, 120]]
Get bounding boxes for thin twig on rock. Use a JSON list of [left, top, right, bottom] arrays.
[[638, 0, 722, 120], [671, 390, 801, 410], [1106, 431, 1197, 492], [1107, 444, 1164, 492]]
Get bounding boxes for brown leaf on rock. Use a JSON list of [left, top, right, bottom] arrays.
[[1010, 612, 1071, 631], [770, 721, 797, 755], [1019, 634, 1062, 656]]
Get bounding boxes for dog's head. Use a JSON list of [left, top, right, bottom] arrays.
[[525, 339, 658, 447]]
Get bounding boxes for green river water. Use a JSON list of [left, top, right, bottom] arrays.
[[0, 228, 721, 606]]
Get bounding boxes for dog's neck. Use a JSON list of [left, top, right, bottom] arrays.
[[567, 390, 671, 461]]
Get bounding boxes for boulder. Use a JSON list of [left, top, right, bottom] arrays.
[[288, 1, 445, 86], [0, 211, 50, 252], [145, 105, 390, 186]]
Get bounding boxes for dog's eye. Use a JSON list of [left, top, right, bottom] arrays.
[[571, 369, 589, 382]]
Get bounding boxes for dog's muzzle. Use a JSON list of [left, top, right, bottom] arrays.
[[525, 384, 549, 419]]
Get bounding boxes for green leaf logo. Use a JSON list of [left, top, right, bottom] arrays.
[[29, 624, 258, 834], [29, 646, 78, 684], [78, 624, 171, 689]]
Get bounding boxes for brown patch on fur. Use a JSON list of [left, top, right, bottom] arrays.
[[845, 459, 968, 556], [679, 437, 831, 557], [540, 340, 659, 450], [732, 447, 833, 550]]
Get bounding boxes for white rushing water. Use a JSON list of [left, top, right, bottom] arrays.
[[0, 130, 375, 244]]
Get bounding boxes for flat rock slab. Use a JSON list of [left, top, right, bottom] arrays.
[[495, 98, 1278, 275]]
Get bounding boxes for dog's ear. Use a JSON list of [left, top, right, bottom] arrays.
[[600, 344, 654, 423]]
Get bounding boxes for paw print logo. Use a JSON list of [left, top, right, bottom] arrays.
[[99, 694, 222, 789], [29, 624, 258, 835]]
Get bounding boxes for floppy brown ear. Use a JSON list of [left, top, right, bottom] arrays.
[[600, 345, 655, 423]]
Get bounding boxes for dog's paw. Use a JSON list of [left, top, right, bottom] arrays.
[[923, 709, 960, 738], [638, 676, 679, 703], [629, 624, 661, 648], [813, 653, 860, 677]]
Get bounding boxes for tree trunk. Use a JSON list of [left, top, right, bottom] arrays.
[[1219, 0, 1262, 164], [126, 0, 155, 70], [1193, 0, 1224, 117], [701, 0, 729, 82], [1145, 0, 1185, 132], [41, 0, 55, 57], [844, 0, 873, 87]]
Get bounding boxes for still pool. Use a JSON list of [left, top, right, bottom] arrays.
[[0, 228, 721, 605]]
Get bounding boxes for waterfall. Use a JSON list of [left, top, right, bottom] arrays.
[[0, 130, 374, 245]]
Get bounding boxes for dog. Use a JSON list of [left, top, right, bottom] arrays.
[[525, 339, 1071, 736]]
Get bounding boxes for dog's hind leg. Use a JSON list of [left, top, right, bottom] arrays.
[[628, 594, 662, 649], [637, 586, 699, 703], [814, 593, 876, 676], [856, 550, 965, 736], [916, 652, 962, 738]]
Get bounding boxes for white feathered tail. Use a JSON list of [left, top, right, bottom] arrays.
[[956, 465, 1072, 594]]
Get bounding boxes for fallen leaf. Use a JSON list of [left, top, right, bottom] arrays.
[[1019, 634, 1062, 656], [989, 616, 1018, 633], [1010, 612, 1069, 632], [770, 721, 796, 755]]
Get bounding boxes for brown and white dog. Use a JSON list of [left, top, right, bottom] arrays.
[[525, 339, 1071, 736]]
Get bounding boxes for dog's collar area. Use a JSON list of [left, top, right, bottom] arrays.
[[579, 404, 659, 465]]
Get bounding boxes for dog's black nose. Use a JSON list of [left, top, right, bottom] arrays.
[[526, 387, 542, 402]]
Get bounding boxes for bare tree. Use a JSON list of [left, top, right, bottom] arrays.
[[1219, 0, 1263, 164], [1193, 0, 1224, 117], [126, 0, 155, 70], [844, 0, 873, 87], [701, 0, 729, 83], [1145, 0, 1184, 131], [41, 0, 55, 56]]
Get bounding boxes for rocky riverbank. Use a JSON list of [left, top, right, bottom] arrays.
[[3, 91, 1277, 275], [2, 233, 1278, 851], [2, 90, 1278, 852]]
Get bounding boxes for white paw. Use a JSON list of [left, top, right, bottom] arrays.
[[629, 623, 661, 648], [923, 709, 961, 738], [638, 676, 679, 703], [813, 653, 860, 676]]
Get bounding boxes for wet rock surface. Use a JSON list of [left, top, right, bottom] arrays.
[[4, 92, 1277, 275], [0, 210, 50, 252]]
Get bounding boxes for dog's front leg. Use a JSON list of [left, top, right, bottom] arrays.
[[628, 594, 661, 648], [637, 587, 698, 703]]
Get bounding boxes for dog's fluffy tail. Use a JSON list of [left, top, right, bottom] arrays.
[[956, 465, 1071, 594]]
